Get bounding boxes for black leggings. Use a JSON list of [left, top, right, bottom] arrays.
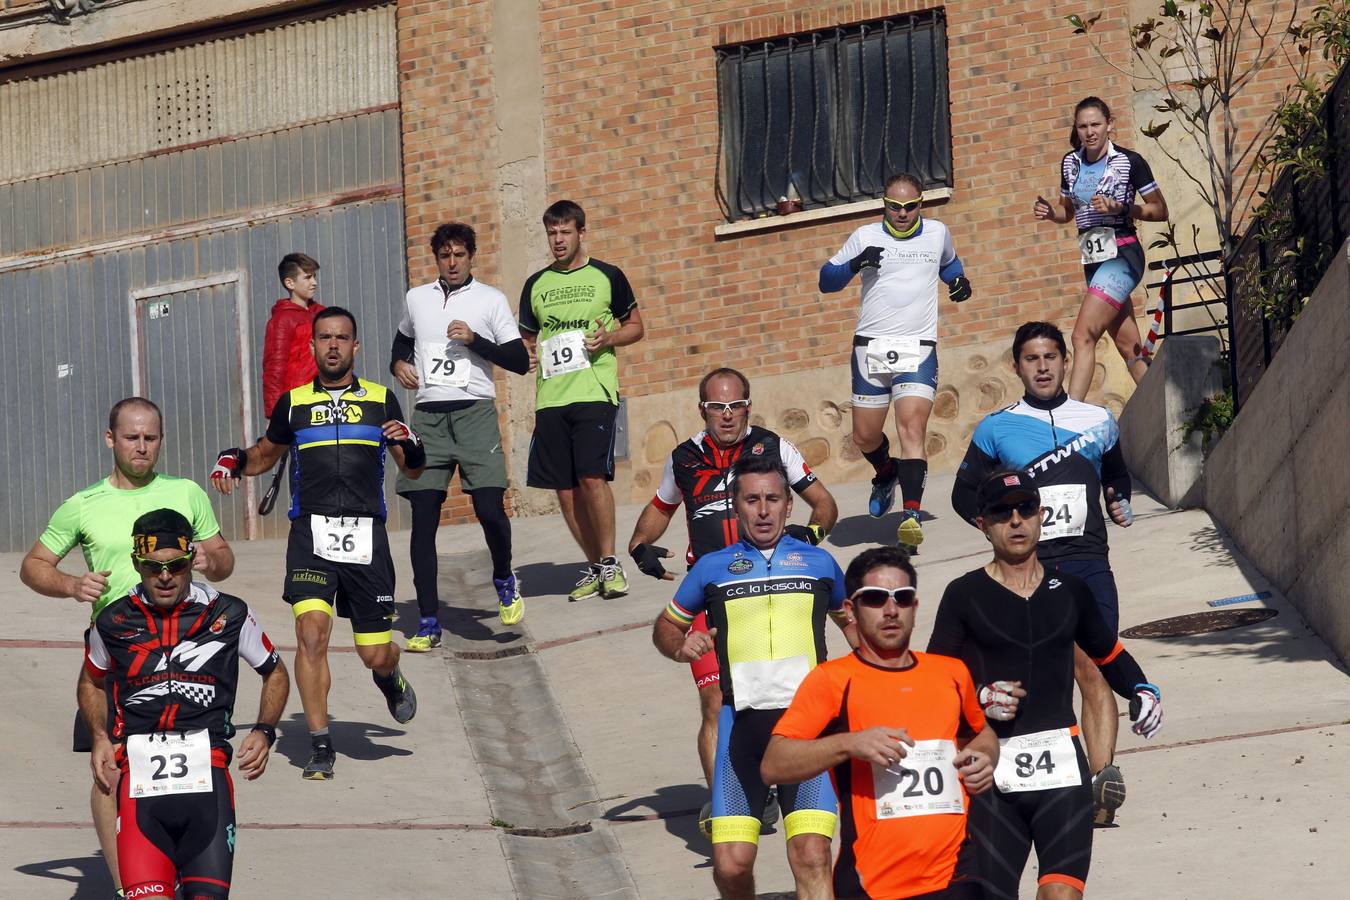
[[408, 489, 513, 617]]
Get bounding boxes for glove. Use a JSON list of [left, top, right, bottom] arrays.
[[848, 245, 883, 273], [1129, 683, 1162, 739], [948, 275, 972, 303], [977, 681, 1020, 721], [784, 523, 826, 546], [210, 448, 247, 481], [631, 543, 672, 579], [386, 420, 421, 448], [1115, 496, 1134, 526]]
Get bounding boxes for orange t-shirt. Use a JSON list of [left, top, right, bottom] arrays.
[[773, 650, 986, 900]]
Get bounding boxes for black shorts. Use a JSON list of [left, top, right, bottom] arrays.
[[284, 516, 397, 634], [526, 401, 618, 489], [118, 765, 236, 899], [964, 736, 1093, 899]]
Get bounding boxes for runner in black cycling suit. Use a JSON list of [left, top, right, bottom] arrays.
[[210, 306, 426, 780], [929, 472, 1162, 900], [77, 509, 288, 900]]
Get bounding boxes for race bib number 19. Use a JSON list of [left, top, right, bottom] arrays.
[[311, 515, 374, 565], [1079, 226, 1118, 264], [540, 330, 590, 380], [126, 730, 213, 797], [872, 739, 964, 819]]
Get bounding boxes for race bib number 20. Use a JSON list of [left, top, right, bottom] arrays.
[[872, 739, 964, 819]]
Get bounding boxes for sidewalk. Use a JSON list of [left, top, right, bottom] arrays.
[[2, 475, 1346, 898]]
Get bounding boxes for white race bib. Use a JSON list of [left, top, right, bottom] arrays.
[[865, 337, 926, 376], [729, 655, 811, 711], [311, 515, 374, 565], [540, 330, 590, 379], [422, 342, 471, 388], [994, 728, 1082, 793], [1079, 227, 1118, 265], [872, 739, 964, 819], [1038, 484, 1088, 540], [126, 730, 213, 797]]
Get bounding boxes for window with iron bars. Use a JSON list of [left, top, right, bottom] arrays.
[[715, 10, 952, 223]]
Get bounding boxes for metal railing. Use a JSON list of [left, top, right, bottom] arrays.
[[1144, 249, 1236, 405]]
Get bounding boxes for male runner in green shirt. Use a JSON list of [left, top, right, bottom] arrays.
[[519, 200, 645, 601], [19, 396, 234, 899]]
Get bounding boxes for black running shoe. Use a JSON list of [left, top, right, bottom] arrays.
[[303, 742, 336, 781], [375, 667, 417, 724]]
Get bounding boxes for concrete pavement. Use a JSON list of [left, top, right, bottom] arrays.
[[2, 476, 1346, 898]]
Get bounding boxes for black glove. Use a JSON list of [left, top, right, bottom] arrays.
[[631, 543, 672, 579], [785, 523, 826, 545], [948, 275, 972, 303], [848, 245, 884, 273], [210, 448, 247, 481]]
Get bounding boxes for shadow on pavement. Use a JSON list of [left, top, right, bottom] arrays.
[[605, 783, 710, 861], [517, 561, 589, 598], [825, 509, 936, 548], [14, 854, 112, 900], [275, 714, 411, 769]]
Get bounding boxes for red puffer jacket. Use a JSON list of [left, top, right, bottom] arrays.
[[262, 299, 325, 416]]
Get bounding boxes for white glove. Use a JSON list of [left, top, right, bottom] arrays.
[[977, 681, 1022, 721], [1129, 684, 1162, 739]]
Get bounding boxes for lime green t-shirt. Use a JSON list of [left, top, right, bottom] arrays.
[[518, 258, 637, 410], [38, 474, 222, 619]]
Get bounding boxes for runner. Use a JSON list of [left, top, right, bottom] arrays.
[[390, 222, 530, 638], [1033, 96, 1169, 400], [628, 367, 838, 830], [951, 321, 1134, 823], [763, 546, 996, 900], [210, 306, 425, 781], [929, 471, 1163, 900], [19, 396, 235, 899], [77, 509, 289, 900], [519, 200, 644, 601], [652, 453, 855, 900], [819, 172, 972, 553]]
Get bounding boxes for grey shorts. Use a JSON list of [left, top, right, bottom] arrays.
[[396, 400, 508, 494]]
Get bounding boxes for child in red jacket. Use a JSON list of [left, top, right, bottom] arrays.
[[263, 253, 325, 416]]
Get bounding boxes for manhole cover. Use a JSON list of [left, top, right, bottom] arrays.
[[1121, 608, 1278, 639]]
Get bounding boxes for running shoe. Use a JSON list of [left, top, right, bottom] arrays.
[[760, 786, 781, 831], [698, 800, 714, 842], [302, 742, 336, 781], [405, 616, 443, 653], [896, 508, 924, 554], [496, 573, 524, 626], [868, 460, 899, 518], [568, 565, 603, 602], [375, 667, 417, 724], [599, 556, 629, 598], [1092, 763, 1126, 826]]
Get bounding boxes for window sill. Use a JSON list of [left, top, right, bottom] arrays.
[[712, 188, 953, 238]]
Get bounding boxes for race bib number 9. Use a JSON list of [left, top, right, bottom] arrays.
[[127, 730, 213, 797], [994, 728, 1082, 793], [422, 342, 471, 388], [1079, 226, 1118, 265], [312, 515, 374, 565], [865, 337, 926, 376], [1037, 484, 1088, 540], [540, 330, 591, 380], [872, 739, 964, 819]]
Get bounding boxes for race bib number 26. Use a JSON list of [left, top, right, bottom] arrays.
[[311, 516, 373, 565]]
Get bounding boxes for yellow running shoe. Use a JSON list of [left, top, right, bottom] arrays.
[[896, 509, 924, 554], [568, 565, 603, 602], [496, 573, 524, 626]]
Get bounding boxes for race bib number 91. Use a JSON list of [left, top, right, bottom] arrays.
[[126, 730, 213, 797], [872, 739, 964, 819], [540, 330, 591, 380], [1079, 226, 1118, 265]]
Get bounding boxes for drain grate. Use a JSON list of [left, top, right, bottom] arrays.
[[1121, 608, 1279, 639]]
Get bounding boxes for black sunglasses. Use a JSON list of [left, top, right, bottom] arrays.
[[134, 553, 193, 576], [983, 499, 1041, 524], [849, 585, 917, 608]]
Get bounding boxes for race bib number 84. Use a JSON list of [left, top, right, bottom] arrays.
[[994, 728, 1082, 793]]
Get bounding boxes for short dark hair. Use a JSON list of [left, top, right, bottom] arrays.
[[313, 305, 358, 338], [844, 546, 918, 596], [1011, 321, 1068, 360], [698, 367, 751, 403], [542, 200, 586, 230], [278, 252, 320, 288], [1070, 96, 1112, 149], [731, 453, 790, 499], [884, 172, 923, 195], [431, 223, 477, 258], [108, 397, 163, 434]]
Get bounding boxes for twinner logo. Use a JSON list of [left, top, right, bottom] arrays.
[[1029, 433, 1097, 474]]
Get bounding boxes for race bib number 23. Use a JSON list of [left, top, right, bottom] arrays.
[[126, 730, 213, 797]]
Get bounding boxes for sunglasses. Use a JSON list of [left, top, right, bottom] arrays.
[[134, 553, 193, 576], [983, 499, 1041, 524], [849, 585, 917, 608], [701, 399, 751, 414], [883, 197, 923, 213]]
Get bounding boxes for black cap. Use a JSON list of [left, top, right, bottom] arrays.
[[976, 471, 1040, 514], [131, 508, 194, 557]]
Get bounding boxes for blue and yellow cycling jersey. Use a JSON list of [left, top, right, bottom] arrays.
[[266, 376, 405, 521], [667, 535, 847, 711]]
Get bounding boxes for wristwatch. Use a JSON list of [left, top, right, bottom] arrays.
[[251, 723, 277, 747]]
